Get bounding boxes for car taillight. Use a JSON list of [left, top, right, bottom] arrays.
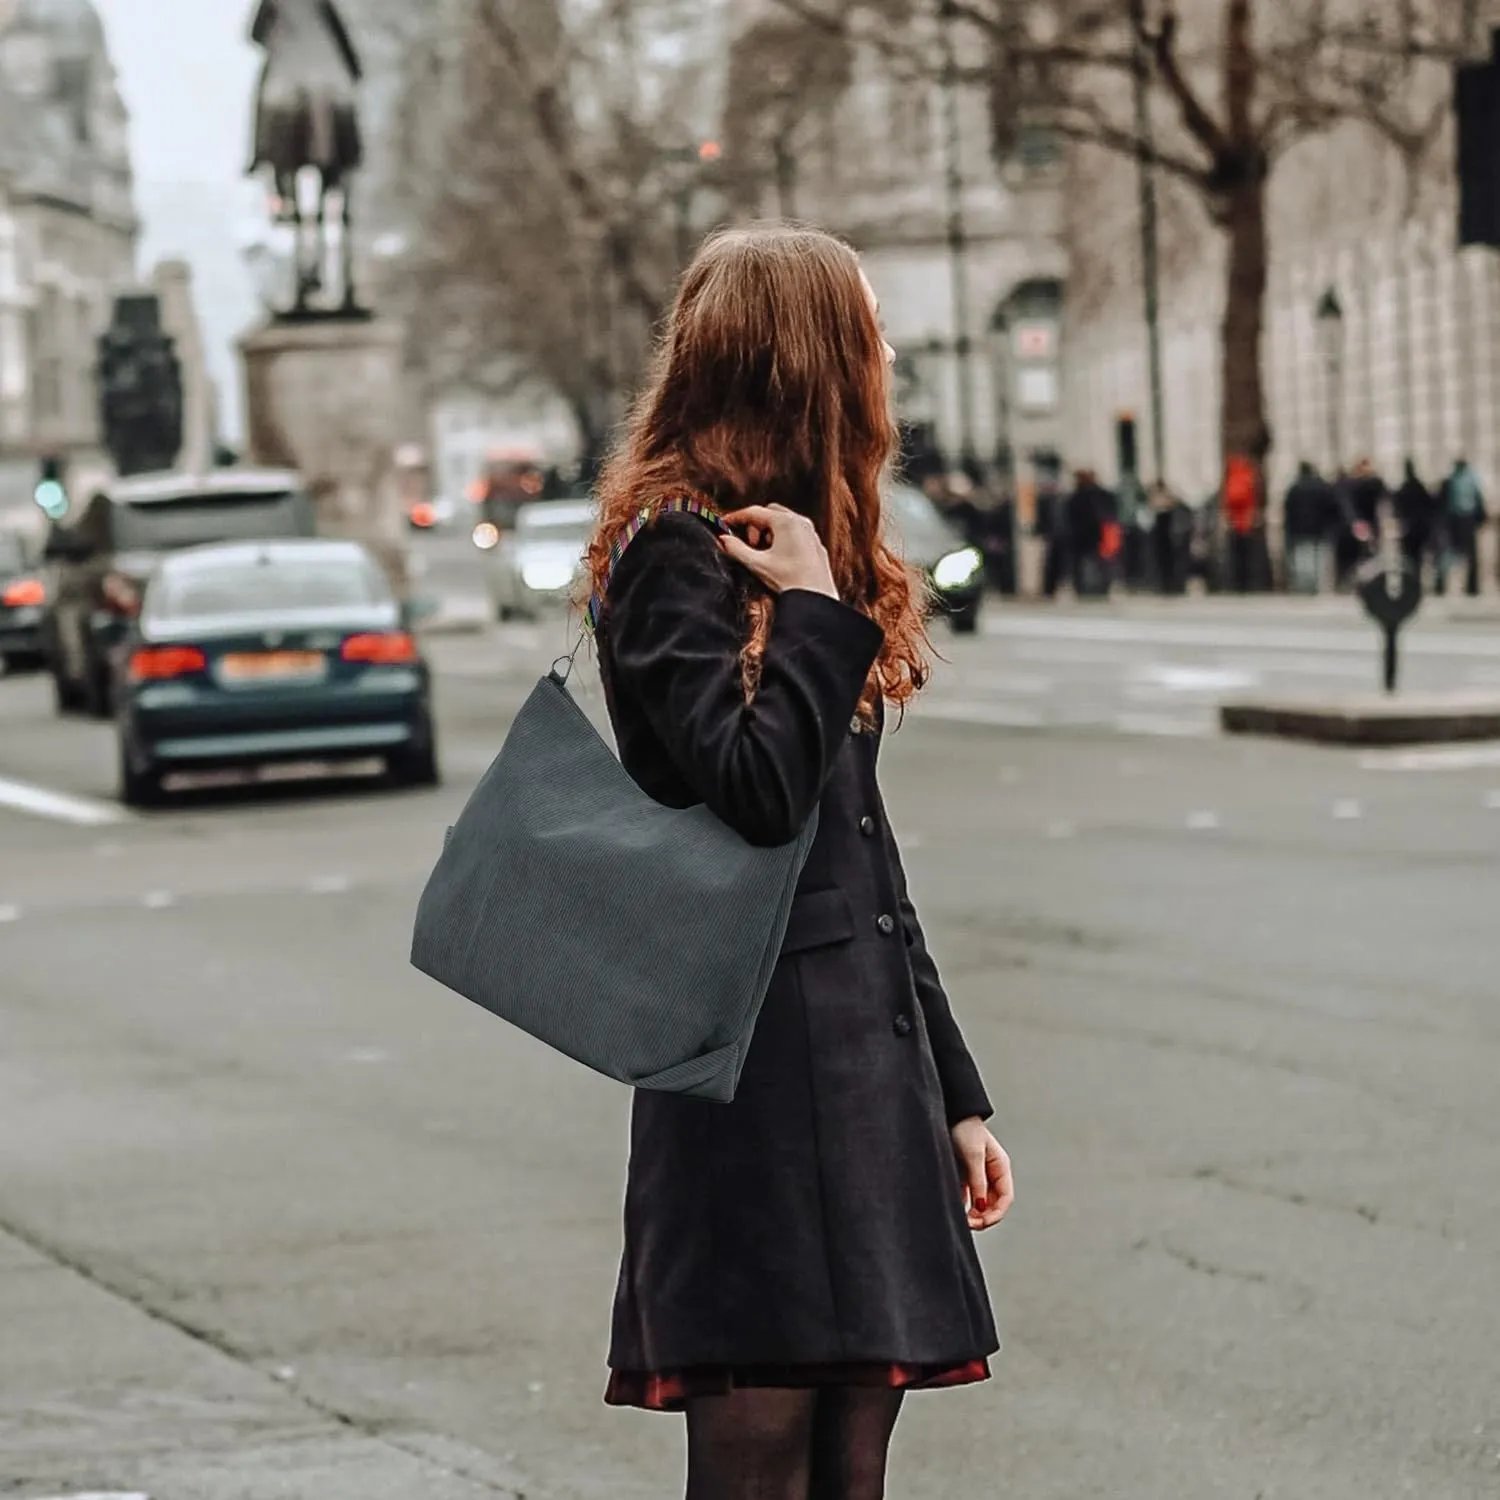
[[102, 572, 141, 616], [341, 631, 418, 664], [129, 646, 207, 682], [2, 576, 45, 607], [411, 502, 436, 527]]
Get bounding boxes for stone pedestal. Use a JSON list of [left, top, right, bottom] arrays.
[[239, 316, 411, 594]]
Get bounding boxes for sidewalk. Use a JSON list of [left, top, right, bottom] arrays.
[[992, 589, 1500, 626], [0, 1221, 530, 1500]]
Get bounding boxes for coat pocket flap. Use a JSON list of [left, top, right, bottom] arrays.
[[780, 888, 857, 955]]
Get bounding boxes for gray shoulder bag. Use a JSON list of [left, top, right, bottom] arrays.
[[409, 499, 818, 1102]]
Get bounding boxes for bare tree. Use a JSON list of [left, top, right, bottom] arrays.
[[378, 0, 727, 467], [771, 0, 1472, 469]]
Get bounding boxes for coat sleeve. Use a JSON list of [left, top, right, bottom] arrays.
[[872, 710, 994, 1127], [894, 848, 994, 1128], [604, 512, 885, 847]]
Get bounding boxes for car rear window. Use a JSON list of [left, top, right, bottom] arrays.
[[152, 555, 390, 618], [114, 490, 315, 551]]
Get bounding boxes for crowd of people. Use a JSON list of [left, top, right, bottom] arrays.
[[916, 455, 1492, 601]]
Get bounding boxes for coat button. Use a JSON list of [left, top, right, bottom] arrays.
[[892, 1013, 913, 1037], [876, 913, 896, 936], [859, 816, 876, 837]]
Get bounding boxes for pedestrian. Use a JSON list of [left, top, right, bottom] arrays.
[[1439, 456, 1487, 598], [1282, 461, 1336, 595], [1066, 467, 1115, 598], [583, 224, 1013, 1497], [1222, 453, 1260, 594], [1147, 479, 1183, 595], [1036, 475, 1070, 598], [1392, 458, 1436, 582]]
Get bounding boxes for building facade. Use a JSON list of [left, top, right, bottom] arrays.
[[0, 0, 137, 488], [724, 6, 1069, 493], [1060, 5, 1497, 506]]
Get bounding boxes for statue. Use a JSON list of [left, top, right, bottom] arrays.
[[247, 0, 366, 318]]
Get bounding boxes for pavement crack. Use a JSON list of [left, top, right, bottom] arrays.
[[1152, 1237, 1271, 1285], [0, 1211, 528, 1497], [1186, 1164, 1384, 1227]]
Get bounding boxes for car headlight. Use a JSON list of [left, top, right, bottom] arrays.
[[521, 559, 577, 592], [473, 522, 500, 551], [932, 547, 983, 589]]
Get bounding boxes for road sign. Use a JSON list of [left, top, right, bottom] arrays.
[[1356, 555, 1421, 693]]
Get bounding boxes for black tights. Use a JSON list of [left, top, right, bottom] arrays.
[[684, 1385, 904, 1500]]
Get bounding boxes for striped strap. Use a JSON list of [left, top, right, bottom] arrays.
[[584, 496, 727, 634]]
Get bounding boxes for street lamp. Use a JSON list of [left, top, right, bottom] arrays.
[[1315, 286, 1345, 472]]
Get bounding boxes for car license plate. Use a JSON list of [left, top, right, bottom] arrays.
[[219, 651, 327, 683]]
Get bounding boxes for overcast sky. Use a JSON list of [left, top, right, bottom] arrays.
[[99, 0, 265, 439]]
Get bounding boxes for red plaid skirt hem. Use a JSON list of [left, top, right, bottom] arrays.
[[604, 1358, 991, 1412]]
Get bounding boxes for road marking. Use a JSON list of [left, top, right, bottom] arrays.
[[1187, 811, 1221, 831], [309, 873, 352, 895], [142, 891, 175, 910], [31, 1493, 150, 1499], [1359, 745, 1500, 772], [1133, 664, 1260, 694], [0, 904, 19, 922], [0, 775, 128, 827], [1114, 713, 1215, 739], [1332, 799, 1364, 820], [919, 700, 1047, 729], [1485, 791, 1500, 810]]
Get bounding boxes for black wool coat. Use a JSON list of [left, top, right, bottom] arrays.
[[595, 511, 999, 1374]]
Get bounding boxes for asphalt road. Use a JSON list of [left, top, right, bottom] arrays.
[[2, 603, 1499, 1499]]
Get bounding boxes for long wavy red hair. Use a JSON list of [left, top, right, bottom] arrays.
[[584, 223, 932, 723]]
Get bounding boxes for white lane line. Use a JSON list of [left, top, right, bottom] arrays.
[[141, 891, 176, 910], [0, 775, 128, 827], [0, 904, 19, 922], [1114, 713, 1215, 739], [1332, 799, 1364, 820], [1187, 811, 1221, 831], [1359, 745, 1500, 772], [918, 700, 1047, 729], [309, 873, 352, 895], [31, 1493, 151, 1499]]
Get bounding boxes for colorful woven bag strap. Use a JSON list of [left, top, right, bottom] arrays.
[[583, 496, 727, 635]]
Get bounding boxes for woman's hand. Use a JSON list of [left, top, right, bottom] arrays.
[[717, 504, 839, 599], [951, 1118, 1014, 1232]]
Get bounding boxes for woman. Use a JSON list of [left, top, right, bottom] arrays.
[[585, 224, 1013, 1500]]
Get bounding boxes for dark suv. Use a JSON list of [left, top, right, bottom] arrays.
[[42, 469, 316, 716]]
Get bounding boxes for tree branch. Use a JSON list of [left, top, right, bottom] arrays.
[[1149, 9, 1231, 158]]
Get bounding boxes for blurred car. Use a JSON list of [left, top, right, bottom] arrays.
[[0, 529, 48, 671], [115, 538, 439, 808], [479, 498, 594, 621], [468, 447, 547, 541], [886, 482, 986, 633], [42, 468, 316, 718]]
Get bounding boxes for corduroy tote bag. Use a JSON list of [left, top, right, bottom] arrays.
[[409, 500, 818, 1103]]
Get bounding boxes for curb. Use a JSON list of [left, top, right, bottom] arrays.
[[1221, 695, 1500, 747]]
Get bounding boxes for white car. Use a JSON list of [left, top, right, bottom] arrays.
[[478, 499, 595, 621]]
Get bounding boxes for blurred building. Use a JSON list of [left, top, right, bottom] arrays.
[[724, 5, 1068, 492], [0, 0, 137, 500], [150, 257, 218, 474], [1062, 5, 1499, 501]]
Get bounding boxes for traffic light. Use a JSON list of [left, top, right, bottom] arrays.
[[34, 455, 69, 521], [1457, 31, 1500, 249], [97, 294, 183, 478]]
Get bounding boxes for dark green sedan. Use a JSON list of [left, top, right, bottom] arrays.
[[115, 539, 439, 807]]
